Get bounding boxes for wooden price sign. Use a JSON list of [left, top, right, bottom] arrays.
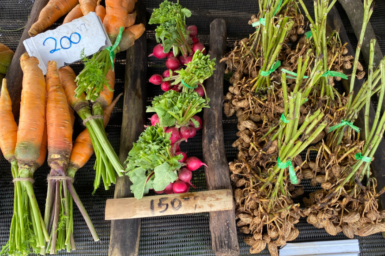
[[105, 189, 234, 220]]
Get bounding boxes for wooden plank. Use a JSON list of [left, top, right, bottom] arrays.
[[327, 7, 385, 209], [4, 0, 49, 120], [203, 18, 240, 256], [105, 189, 234, 220], [108, 1, 147, 255]]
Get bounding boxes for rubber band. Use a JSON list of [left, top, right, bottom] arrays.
[[47, 175, 74, 183], [106, 27, 124, 71], [13, 177, 35, 183], [277, 157, 298, 184], [280, 113, 289, 123], [181, 78, 197, 89], [328, 120, 360, 133], [252, 18, 266, 27], [83, 115, 104, 126], [281, 68, 309, 79], [261, 61, 281, 76], [321, 70, 348, 80], [273, 0, 283, 16], [355, 153, 372, 163]]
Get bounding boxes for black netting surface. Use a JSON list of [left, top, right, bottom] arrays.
[[1, 0, 385, 255]]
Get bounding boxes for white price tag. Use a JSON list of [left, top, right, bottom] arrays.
[[23, 12, 112, 75]]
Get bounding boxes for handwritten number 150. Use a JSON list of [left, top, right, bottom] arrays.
[[43, 32, 81, 54]]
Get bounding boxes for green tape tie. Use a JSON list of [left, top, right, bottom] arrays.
[[181, 78, 197, 89], [355, 153, 372, 163], [106, 27, 124, 71], [321, 70, 348, 80], [305, 31, 312, 39], [328, 119, 360, 133], [277, 157, 298, 184], [261, 61, 281, 76], [273, 0, 283, 16], [280, 113, 289, 124], [252, 18, 266, 27], [281, 68, 309, 79]]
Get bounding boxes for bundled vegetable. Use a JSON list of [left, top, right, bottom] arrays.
[[0, 43, 14, 80], [0, 53, 49, 255], [43, 61, 98, 254]]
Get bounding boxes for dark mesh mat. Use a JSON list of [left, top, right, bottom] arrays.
[[1, 0, 385, 255]]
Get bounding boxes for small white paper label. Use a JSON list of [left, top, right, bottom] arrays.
[[23, 12, 112, 74]]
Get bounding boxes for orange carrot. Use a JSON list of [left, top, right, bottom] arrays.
[[117, 24, 145, 52], [58, 66, 87, 110], [35, 125, 47, 168], [29, 0, 78, 36], [16, 53, 46, 164], [46, 61, 73, 171], [79, 0, 98, 16], [127, 23, 145, 39], [95, 0, 106, 22], [103, 0, 136, 43], [69, 93, 121, 170], [96, 69, 115, 108], [0, 79, 17, 162], [63, 4, 83, 24]]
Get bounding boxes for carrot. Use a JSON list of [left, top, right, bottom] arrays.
[[58, 66, 87, 110], [69, 94, 121, 172], [79, 0, 98, 16], [127, 23, 145, 39], [35, 125, 47, 168], [16, 53, 46, 165], [0, 79, 17, 162], [96, 0, 106, 22], [96, 69, 115, 108], [103, 0, 137, 43], [63, 4, 83, 24], [46, 61, 73, 172], [118, 24, 145, 52], [29, 0, 78, 36]]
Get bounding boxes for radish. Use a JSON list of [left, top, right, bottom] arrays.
[[190, 116, 202, 130], [188, 126, 196, 138], [172, 143, 181, 152], [179, 55, 187, 65], [149, 74, 163, 85], [187, 25, 198, 37], [155, 190, 164, 194], [185, 157, 207, 171], [161, 81, 172, 92], [150, 114, 160, 126], [178, 168, 196, 189], [184, 55, 193, 65], [162, 69, 173, 78], [164, 183, 174, 194], [172, 180, 189, 194], [167, 52, 174, 58], [194, 84, 205, 97], [149, 44, 168, 59], [180, 126, 192, 140], [170, 86, 180, 92], [165, 127, 181, 144], [176, 151, 187, 162], [193, 42, 206, 54], [191, 37, 199, 44], [166, 57, 180, 70]]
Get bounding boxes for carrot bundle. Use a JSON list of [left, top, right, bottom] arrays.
[[43, 61, 98, 254], [0, 53, 49, 255], [59, 66, 124, 192]]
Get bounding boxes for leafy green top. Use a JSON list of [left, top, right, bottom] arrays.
[[149, 0, 192, 56], [147, 90, 209, 128], [125, 125, 182, 199], [166, 50, 216, 91]]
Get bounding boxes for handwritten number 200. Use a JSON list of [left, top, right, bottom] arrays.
[[43, 32, 81, 54]]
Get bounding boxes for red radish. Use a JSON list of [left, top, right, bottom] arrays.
[[187, 25, 198, 37], [165, 127, 181, 144], [188, 126, 196, 138], [149, 74, 163, 85], [185, 157, 207, 171], [164, 183, 174, 194], [172, 143, 181, 152], [172, 180, 189, 194], [161, 81, 172, 92], [178, 168, 196, 189], [166, 57, 180, 71], [179, 55, 187, 65], [180, 126, 191, 140], [162, 69, 172, 78], [193, 42, 206, 54], [155, 190, 164, 194], [150, 114, 160, 126], [190, 116, 203, 130], [167, 52, 174, 58], [184, 55, 193, 65], [176, 151, 187, 162], [194, 84, 205, 97], [149, 44, 168, 59], [191, 37, 199, 44]]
